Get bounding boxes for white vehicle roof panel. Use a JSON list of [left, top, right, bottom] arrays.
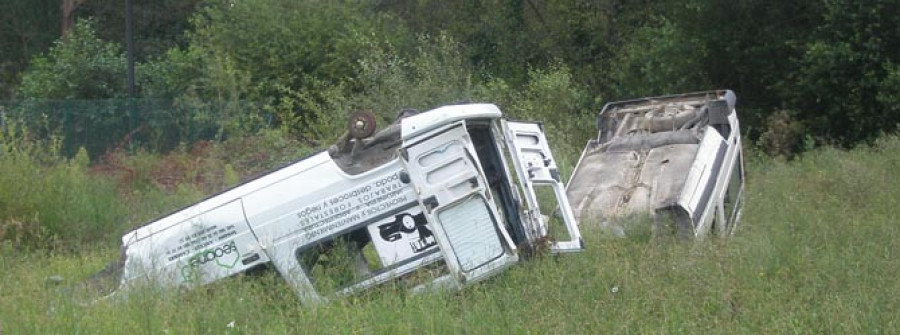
[[401, 104, 501, 140]]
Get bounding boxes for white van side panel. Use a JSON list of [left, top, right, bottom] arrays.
[[678, 128, 727, 236], [121, 199, 268, 287], [122, 153, 335, 245], [244, 158, 415, 248]]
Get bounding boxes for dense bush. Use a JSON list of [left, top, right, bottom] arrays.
[[183, 0, 414, 137], [604, 0, 899, 148], [606, 16, 711, 99], [782, 0, 900, 145], [13, 21, 253, 156], [480, 64, 595, 169], [275, 31, 595, 158]]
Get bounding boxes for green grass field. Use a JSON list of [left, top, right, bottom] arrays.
[[2, 137, 899, 334]]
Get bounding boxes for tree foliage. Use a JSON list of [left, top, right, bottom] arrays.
[[5, 0, 900, 152], [0, 0, 62, 99], [606, 16, 712, 99], [19, 20, 128, 100], [375, 0, 622, 88], [187, 0, 406, 101], [783, 0, 900, 145], [75, 0, 204, 61]]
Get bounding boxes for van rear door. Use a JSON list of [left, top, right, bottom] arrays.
[[401, 123, 519, 285], [502, 121, 583, 252]]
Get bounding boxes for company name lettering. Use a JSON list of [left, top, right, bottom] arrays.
[[186, 241, 238, 269]]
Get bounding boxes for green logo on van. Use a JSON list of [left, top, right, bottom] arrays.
[[181, 241, 240, 282]]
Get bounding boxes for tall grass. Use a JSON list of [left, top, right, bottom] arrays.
[[0, 120, 314, 251], [0, 124, 127, 250], [2, 135, 898, 333]]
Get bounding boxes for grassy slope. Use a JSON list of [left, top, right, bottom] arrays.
[[2, 137, 899, 334]]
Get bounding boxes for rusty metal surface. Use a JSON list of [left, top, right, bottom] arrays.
[[567, 91, 731, 227]]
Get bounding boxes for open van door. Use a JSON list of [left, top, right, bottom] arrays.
[[401, 123, 519, 285], [502, 121, 583, 253]]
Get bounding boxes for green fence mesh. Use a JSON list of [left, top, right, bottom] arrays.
[[0, 99, 271, 157]]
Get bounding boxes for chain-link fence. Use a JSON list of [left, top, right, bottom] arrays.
[[0, 99, 272, 158]]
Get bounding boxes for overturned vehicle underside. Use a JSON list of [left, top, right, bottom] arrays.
[[566, 90, 745, 238]]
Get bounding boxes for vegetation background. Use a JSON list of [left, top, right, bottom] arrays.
[[0, 0, 898, 333]]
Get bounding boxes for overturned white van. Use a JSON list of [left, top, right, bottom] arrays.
[[566, 90, 745, 238], [114, 103, 583, 303]]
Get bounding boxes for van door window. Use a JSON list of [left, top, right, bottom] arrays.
[[295, 219, 445, 295], [502, 121, 583, 252], [402, 123, 518, 284]]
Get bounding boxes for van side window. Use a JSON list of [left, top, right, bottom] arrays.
[[296, 228, 379, 293], [294, 209, 445, 294]]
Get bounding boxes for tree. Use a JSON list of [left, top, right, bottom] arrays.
[[61, 0, 87, 37], [784, 0, 900, 145], [605, 15, 712, 99], [74, 0, 204, 60], [182, 0, 413, 139], [19, 20, 127, 100], [0, 0, 61, 99]]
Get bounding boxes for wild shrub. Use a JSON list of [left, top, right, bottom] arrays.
[[266, 32, 487, 143], [0, 121, 126, 250], [758, 110, 808, 159], [286, 32, 596, 169], [91, 130, 315, 230]]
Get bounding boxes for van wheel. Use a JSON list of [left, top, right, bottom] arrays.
[[348, 110, 377, 139]]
